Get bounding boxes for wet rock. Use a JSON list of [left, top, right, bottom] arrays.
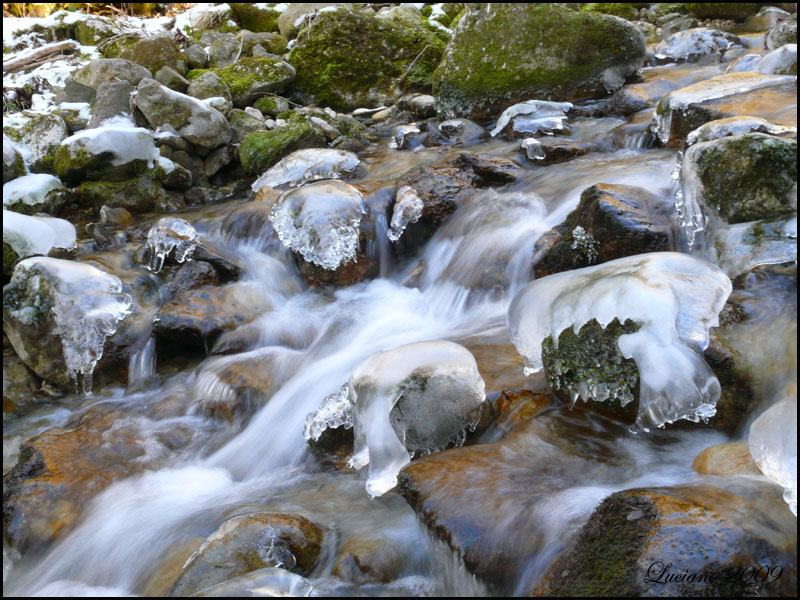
[[728, 45, 798, 76], [519, 137, 588, 165], [692, 441, 760, 476], [6, 114, 69, 174], [433, 4, 645, 121], [189, 57, 296, 108], [239, 116, 326, 175], [86, 80, 133, 129], [682, 133, 796, 224], [155, 65, 190, 93], [652, 72, 797, 147], [169, 512, 323, 596], [490, 100, 572, 139], [435, 118, 490, 145], [165, 260, 220, 299], [289, 8, 444, 112], [153, 282, 272, 349], [3, 342, 42, 415], [533, 183, 673, 278], [652, 27, 747, 64], [99, 206, 133, 229], [3, 135, 27, 184], [231, 4, 281, 33], [533, 482, 796, 597], [134, 79, 232, 150], [120, 34, 187, 75], [402, 93, 436, 119], [71, 58, 151, 90], [766, 12, 797, 50], [192, 568, 316, 597], [277, 3, 353, 39], [332, 534, 407, 584], [685, 3, 762, 21]]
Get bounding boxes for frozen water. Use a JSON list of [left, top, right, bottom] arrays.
[[7, 257, 134, 393], [748, 393, 797, 516], [251, 149, 362, 193], [196, 568, 315, 597], [388, 186, 424, 242], [705, 218, 797, 278], [686, 116, 796, 147], [653, 28, 745, 63], [346, 341, 486, 497], [3, 209, 76, 259], [256, 526, 296, 570], [508, 252, 732, 431], [389, 124, 422, 150], [59, 120, 160, 168], [3, 173, 63, 208], [269, 180, 365, 270], [145, 217, 198, 273], [490, 100, 572, 138], [304, 383, 353, 442]]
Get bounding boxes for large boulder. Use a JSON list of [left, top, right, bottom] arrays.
[[134, 79, 232, 150], [289, 8, 445, 112], [278, 3, 352, 39], [5, 114, 69, 174], [433, 4, 646, 121], [71, 58, 151, 90], [188, 57, 296, 108], [119, 34, 187, 75], [86, 80, 134, 129], [230, 3, 281, 33]]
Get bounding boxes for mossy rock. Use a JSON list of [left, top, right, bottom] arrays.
[[3, 242, 21, 277], [253, 95, 290, 116], [187, 57, 296, 108], [433, 4, 645, 121], [239, 115, 326, 175], [99, 33, 140, 59], [289, 9, 446, 112], [684, 3, 762, 22], [687, 133, 797, 224], [120, 34, 187, 75], [653, 3, 689, 18], [230, 4, 281, 33], [5, 114, 68, 175], [53, 145, 150, 186], [65, 176, 167, 215], [581, 3, 638, 21], [3, 139, 27, 185], [239, 30, 288, 56]]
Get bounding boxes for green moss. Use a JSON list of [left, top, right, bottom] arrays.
[[99, 35, 139, 59], [581, 3, 638, 21], [694, 133, 796, 223], [54, 145, 150, 186], [69, 176, 166, 214], [188, 57, 295, 107], [653, 3, 688, 17], [684, 3, 761, 21], [433, 4, 645, 120], [231, 4, 281, 32], [239, 117, 326, 174], [421, 5, 433, 18], [120, 35, 186, 75], [253, 97, 279, 115], [289, 9, 445, 112], [3, 242, 21, 277]]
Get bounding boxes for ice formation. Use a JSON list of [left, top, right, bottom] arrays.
[[705, 218, 797, 278], [3, 173, 64, 208], [346, 341, 486, 497], [508, 252, 732, 431], [145, 217, 198, 272], [521, 138, 545, 161], [256, 526, 296, 570], [389, 124, 422, 150], [251, 149, 362, 192], [685, 116, 796, 147], [653, 28, 745, 63], [388, 186, 424, 242], [3, 209, 76, 259], [304, 383, 353, 442], [490, 100, 572, 138], [748, 393, 797, 516], [7, 257, 134, 393], [269, 180, 365, 270], [58, 119, 160, 168]]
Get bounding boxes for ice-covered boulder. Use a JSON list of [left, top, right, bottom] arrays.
[[519, 137, 587, 165], [389, 124, 424, 150], [727, 44, 797, 76], [685, 116, 796, 147], [437, 119, 488, 146], [508, 252, 732, 431], [133, 79, 232, 149], [3, 257, 134, 391], [652, 28, 746, 64], [705, 217, 798, 278], [388, 186, 424, 243], [252, 149, 363, 192], [3, 174, 64, 214], [749, 394, 797, 516], [2, 210, 75, 275], [489, 100, 573, 139], [345, 341, 486, 497]]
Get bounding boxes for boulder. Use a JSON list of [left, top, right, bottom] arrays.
[[184, 44, 208, 70], [119, 34, 187, 75], [5, 114, 69, 174], [65, 176, 167, 215], [652, 27, 746, 64], [239, 116, 326, 175], [766, 12, 797, 50], [433, 4, 646, 120], [71, 58, 151, 90], [155, 65, 190, 93], [278, 3, 353, 39], [3, 135, 27, 184], [188, 57, 296, 108], [289, 8, 445, 112], [230, 4, 281, 33], [239, 30, 288, 56], [86, 80, 133, 129], [186, 71, 233, 116]]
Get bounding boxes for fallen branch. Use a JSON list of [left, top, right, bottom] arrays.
[[3, 41, 78, 74]]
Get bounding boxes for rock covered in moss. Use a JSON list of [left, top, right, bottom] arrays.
[[766, 12, 797, 50], [254, 95, 291, 117], [239, 30, 288, 56], [230, 3, 281, 33], [230, 109, 266, 144], [433, 4, 645, 121], [120, 34, 187, 75], [278, 3, 353, 39], [289, 8, 445, 112], [188, 56, 295, 108], [65, 176, 167, 214], [683, 133, 796, 224], [581, 3, 638, 21], [186, 71, 233, 115], [71, 58, 151, 90], [2, 174, 64, 215], [685, 3, 762, 21], [533, 184, 673, 278], [239, 115, 325, 175], [5, 114, 69, 174]]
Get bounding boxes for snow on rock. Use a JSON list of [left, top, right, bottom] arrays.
[[346, 341, 486, 497], [251, 149, 362, 192], [388, 186, 424, 242], [749, 393, 797, 516], [145, 217, 198, 273], [3, 209, 76, 259], [269, 180, 365, 270], [389, 123, 422, 150], [508, 252, 732, 431], [490, 100, 572, 138], [3, 173, 63, 210]]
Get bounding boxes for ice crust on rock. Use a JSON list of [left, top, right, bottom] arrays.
[[3, 173, 64, 208], [3, 209, 76, 258], [508, 252, 732, 431], [251, 149, 362, 193], [346, 341, 486, 497], [705, 218, 797, 278], [269, 180, 365, 270], [490, 100, 572, 138], [145, 217, 198, 272], [653, 27, 746, 63], [388, 186, 424, 242], [304, 382, 353, 442], [389, 124, 422, 150], [748, 394, 797, 516], [8, 257, 133, 393], [685, 116, 796, 147]]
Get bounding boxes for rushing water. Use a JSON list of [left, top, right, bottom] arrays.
[[3, 56, 796, 596]]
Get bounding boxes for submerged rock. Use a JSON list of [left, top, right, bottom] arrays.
[[519, 137, 588, 165], [145, 217, 198, 273], [652, 27, 746, 64], [169, 512, 323, 596], [433, 4, 645, 120], [692, 441, 760, 476], [192, 568, 316, 597]]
